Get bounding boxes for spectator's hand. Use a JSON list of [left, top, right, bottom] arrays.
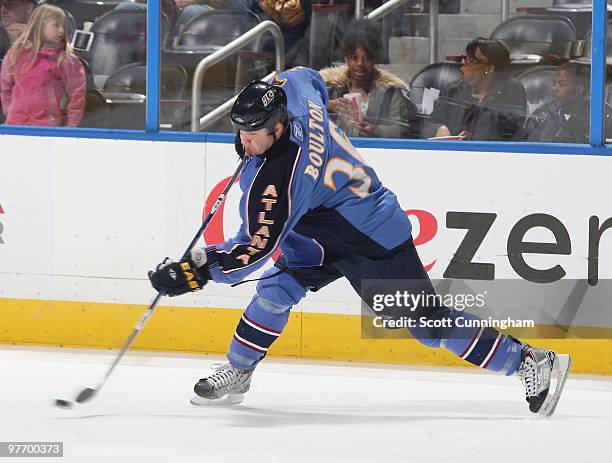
[[328, 98, 353, 115], [343, 118, 360, 131], [435, 125, 451, 138], [457, 130, 471, 140], [357, 121, 374, 137], [175, 0, 198, 8], [5, 23, 26, 41]]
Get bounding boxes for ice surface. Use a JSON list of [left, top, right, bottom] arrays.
[[0, 347, 610, 462]]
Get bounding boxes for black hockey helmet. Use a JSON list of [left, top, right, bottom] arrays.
[[231, 81, 288, 134]]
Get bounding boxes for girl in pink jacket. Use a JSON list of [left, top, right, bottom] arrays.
[[0, 4, 85, 127]]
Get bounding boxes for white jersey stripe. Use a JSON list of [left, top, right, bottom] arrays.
[[233, 333, 268, 352], [241, 315, 280, 337], [480, 333, 502, 368], [460, 326, 484, 360]]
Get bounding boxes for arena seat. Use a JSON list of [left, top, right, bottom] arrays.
[[516, 0, 597, 37], [48, 0, 126, 29], [575, 20, 612, 64], [409, 62, 461, 114], [172, 9, 261, 53], [82, 9, 168, 88], [551, 0, 593, 7], [78, 56, 95, 90], [102, 62, 188, 130], [169, 4, 213, 48], [104, 63, 187, 98], [80, 88, 110, 128], [491, 15, 576, 63], [516, 65, 558, 115], [166, 9, 262, 92], [63, 8, 77, 42]]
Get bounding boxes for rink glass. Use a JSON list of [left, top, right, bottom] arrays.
[[0, 0, 608, 149], [0, 0, 148, 130]]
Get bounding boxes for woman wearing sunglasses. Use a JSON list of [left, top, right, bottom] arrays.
[[423, 37, 526, 141]]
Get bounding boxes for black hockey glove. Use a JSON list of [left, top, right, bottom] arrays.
[[148, 249, 210, 297]]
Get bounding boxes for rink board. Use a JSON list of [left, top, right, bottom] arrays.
[[1, 135, 611, 374]]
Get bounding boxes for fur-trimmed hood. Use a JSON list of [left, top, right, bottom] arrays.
[[319, 65, 409, 91]]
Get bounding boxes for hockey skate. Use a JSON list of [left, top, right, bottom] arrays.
[[190, 363, 253, 406], [516, 345, 571, 417]]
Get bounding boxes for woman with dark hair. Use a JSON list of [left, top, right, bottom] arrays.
[[423, 38, 527, 141], [320, 19, 416, 138]]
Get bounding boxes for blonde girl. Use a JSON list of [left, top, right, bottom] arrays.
[[0, 4, 86, 126]]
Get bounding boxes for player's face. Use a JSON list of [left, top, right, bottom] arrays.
[[345, 45, 375, 86], [552, 70, 580, 107], [239, 127, 276, 156]]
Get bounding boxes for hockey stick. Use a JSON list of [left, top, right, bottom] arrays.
[[55, 159, 246, 408]]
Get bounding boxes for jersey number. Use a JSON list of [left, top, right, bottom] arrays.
[[323, 122, 372, 198]]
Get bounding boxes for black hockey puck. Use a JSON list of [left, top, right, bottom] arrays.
[[54, 399, 73, 409]]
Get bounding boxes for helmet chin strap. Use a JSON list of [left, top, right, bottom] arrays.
[[268, 121, 286, 144], [270, 131, 278, 144], [267, 125, 278, 144]]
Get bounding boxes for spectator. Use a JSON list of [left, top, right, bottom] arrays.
[[1, 0, 36, 58], [320, 19, 415, 138], [1, 4, 86, 126], [422, 38, 526, 141], [238, 0, 312, 66], [524, 62, 590, 143]]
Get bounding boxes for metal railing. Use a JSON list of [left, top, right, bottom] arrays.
[[502, 0, 510, 21], [429, 0, 439, 64], [355, 0, 365, 18], [366, 0, 411, 20], [191, 20, 285, 132], [196, 71, 278, 131]]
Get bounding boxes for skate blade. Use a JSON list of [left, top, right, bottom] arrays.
[[538, 354, 571, 417], [190, 393, 245, 407]]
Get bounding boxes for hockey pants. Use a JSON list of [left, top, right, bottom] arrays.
[[226, 240, 522, 375]]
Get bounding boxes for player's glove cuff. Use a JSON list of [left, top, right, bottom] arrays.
[[189, 247, 208, 268], [148, 256, 210, 297]]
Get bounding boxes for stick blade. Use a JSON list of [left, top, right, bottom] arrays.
[[76, 387, 97, 403]]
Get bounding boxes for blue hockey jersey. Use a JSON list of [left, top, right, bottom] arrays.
[[206, 67, 413, 284]]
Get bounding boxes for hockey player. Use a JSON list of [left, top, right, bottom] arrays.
[[148, 67, 571, 416]]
